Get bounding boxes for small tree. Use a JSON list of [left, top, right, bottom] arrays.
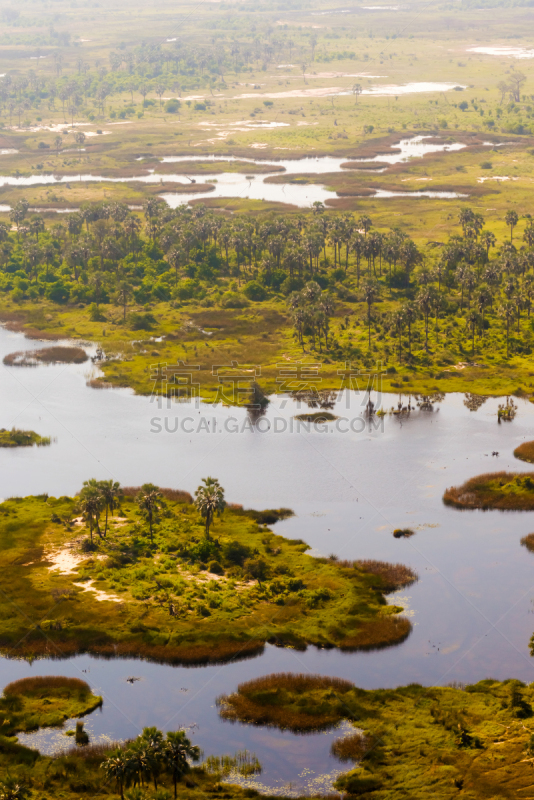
[[136, 484, 164, 542], [97, 479, 122, 537], [101, 750, 129, 800], [244, 556, 269, 586], [194, 477, 225, 539], [505, 210, 519, 243]]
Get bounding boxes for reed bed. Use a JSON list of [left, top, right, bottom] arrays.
[[514, 441, 534, 463], [121, 486, 193, 503], [353, 560, 418, 591], [0, 637, 264, 666], [218, 673, 356, 733], [330, 733, 371, 762], [339, 616, 412, 651], [3, 346, 88, 366], [443, 471, 534, 510], [521, 533, 534, 552], [3, 676, 91, 697]]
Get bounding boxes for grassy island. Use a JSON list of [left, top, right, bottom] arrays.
[[0, 676, 102, 739], [0, 486, 416, 665], [219, 672, 534, 799], [0, 428, 51, 448], [443, 471, 534, 511]]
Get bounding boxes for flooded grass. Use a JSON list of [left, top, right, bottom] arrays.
[[3, 346, 88, 366]]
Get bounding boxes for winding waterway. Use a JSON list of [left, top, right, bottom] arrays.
[[0, 136, 475, 211], [2, 326, 534, 792]]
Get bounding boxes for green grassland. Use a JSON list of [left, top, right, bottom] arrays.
[[0, 492, 415, 663], [217, 672, 534, 799]]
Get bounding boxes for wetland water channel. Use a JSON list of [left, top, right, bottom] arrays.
[[2, 325, 534, 793], [0, 135, 474, 211]]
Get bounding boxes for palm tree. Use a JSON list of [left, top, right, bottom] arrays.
[[498, 301, 515, 357], [101, 749, 130, 799], [139, 727, 164, 789], [194, 477, 225, 539], [361, 281, 379, 349], [0, 778, 29, 800], [97, 479, 122, 537], [136, 484, 164, 542], [505, 210, 519, 243], [465, 309, 480, 357], [79, 480, 104, 543], [401, 302, 418, 356], [417, 286, 437, 352], [164, 731, 201, 799]]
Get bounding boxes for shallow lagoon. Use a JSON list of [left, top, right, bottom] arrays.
[[2, 325, 534, 790]]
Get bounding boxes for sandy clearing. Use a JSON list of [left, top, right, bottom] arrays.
[[237, 86, 344, 99], [467, 45, 534, 59], [73, 579, 122, 602], [477, 175, 518, 183]]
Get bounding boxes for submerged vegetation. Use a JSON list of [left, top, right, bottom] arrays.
[[219, 672, 534, 798], [443, 471, 534, 510], [0, 427, 51, 447], [0, 481, 415, 664]]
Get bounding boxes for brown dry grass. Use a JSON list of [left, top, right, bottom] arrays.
[[514, 441, 534, 463], [521, 533, 534, 552], [3, 676, 90, 696], [443, 471, 534, 510], [339, 616, 412, 651]]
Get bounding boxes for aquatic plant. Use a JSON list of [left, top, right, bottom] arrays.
[[0, 428, 51, 448]]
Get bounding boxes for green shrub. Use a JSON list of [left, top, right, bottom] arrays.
[[242, 281, 267, 301], [220, 291, 248, 309], [128, 311, 156, 330], [165, 99, 181, 113]]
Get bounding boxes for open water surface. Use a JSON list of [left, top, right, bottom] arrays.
[[2, 325, 534, 792]]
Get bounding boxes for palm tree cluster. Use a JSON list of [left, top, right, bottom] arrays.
[[4, 198, 534, 363], [79, 478, 122, 543], [101, 728, 200, 800], [288, 280, 334, 350]]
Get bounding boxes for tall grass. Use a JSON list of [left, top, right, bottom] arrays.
[[218, 673, 356, 732], [3, 676, 91, 697], [331, 733, 370, 762], [3, 346, 88, 366], [339, 616, 412, 651], [121, 486, 193, 503], [352, 560, 418, 591], [514, 441, 534, 463]]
